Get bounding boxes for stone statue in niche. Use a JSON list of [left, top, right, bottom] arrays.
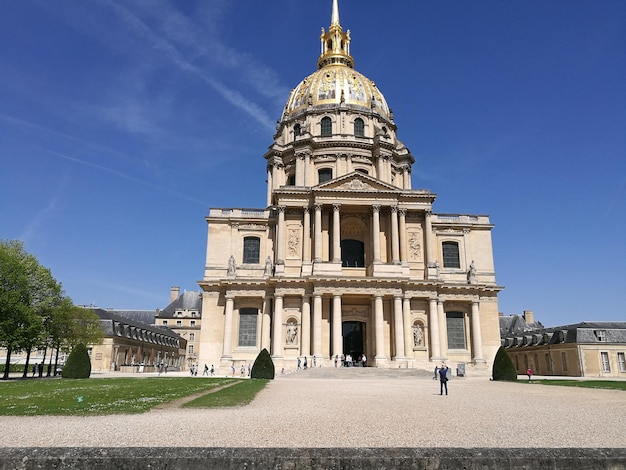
[[413, 324, 424, 347], [227, 255, 236, 277], [264, 256, 273, 277], [286, 321, 298, 345], [287, 229, 300, 258], [467, 260, 477, 284]]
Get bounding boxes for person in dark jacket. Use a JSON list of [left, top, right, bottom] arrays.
[[438, 364, 450, 395]]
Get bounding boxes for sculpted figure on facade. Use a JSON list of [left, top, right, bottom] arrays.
[[286, 321, 298, 345], [287, 229, 300, 258], [264, 256, 273, 277], [468, 260, 477, 284], [413, 324, 424, 347], [227, 255, 236, 277]]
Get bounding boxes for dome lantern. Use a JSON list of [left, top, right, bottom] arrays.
[[318, 0, 353, 69]]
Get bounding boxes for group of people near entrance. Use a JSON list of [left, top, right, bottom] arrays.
[[335, 353, 366, 367]]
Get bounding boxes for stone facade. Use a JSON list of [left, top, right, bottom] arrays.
[[197, 0, 503, 376]]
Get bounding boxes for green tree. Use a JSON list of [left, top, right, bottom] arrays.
[[492, 346, 518, 381], [250, 348, 275, 379], [0, 240, 69, 380], [62, 342, 91, 379]]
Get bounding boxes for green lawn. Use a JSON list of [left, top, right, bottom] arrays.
[[184, 378, 268, 408], [0, 377, 245, 416], [533, 380, 626, 391]]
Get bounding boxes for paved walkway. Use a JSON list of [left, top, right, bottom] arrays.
[[1, 368, 625, 448]]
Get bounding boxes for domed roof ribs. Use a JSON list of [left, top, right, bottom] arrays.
[[318, 0, 353, 69]]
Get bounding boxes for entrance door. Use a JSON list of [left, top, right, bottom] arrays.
[[342, 321, 366, 365]]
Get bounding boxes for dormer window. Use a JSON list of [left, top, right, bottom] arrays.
[[594, 330, 607, 342]]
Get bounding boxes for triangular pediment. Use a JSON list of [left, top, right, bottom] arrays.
[[315, 172, 400, 192]]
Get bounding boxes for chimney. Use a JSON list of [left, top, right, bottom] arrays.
[[523, 310, 534, 324], [170, 286, 180, 303]]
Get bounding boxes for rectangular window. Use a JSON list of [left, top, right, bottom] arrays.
[[601, 352, 611, 373], [188, 345, 194, 354], [618, 352, 626, 373], [162, 320, 167, 326], [446, 312, 466, 349], [238, 309, 258, 347], [561, 352, 568, 372], [243, 237, 261, 264], [545, 353, 552, 372], [190, 320, 196, 327], [176, 320, 182, 327], [442, 241, 460, 268]]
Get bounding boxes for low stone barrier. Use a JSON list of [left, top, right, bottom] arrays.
[[1, 447, 625, 469]]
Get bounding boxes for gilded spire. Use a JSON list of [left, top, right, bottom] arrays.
[[331, 0, 340, 26], [318, 0, 353, 69]]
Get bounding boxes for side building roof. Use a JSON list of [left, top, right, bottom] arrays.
[[158, 290, 203, 318]]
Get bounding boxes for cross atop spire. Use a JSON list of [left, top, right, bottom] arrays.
[[318, 0, 353, 69]]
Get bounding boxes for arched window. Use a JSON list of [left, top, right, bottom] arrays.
[[318, 168, 333, 184], [286, 174, 295, 186], [442, 241, 460, 268], [321, 117, 332, 136], [243, 237, 261, 264], [341, 239, 365, 267], [189, 333, 195, 341], [354, 118, 365, 137], [294, 123, 301, 139]]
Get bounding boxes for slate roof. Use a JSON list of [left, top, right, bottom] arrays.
[[158, 290, 203, 318], [499, 314, 544, 336], [92, 308, 180, 339], [108, 309, 157, 326], [501, 319, 626, 348]]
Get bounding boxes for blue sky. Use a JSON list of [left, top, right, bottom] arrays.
[[1, 1, 624, 327]]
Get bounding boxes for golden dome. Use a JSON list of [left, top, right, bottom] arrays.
[[282, 0, 391, 120], [283, 65, 390, 119]]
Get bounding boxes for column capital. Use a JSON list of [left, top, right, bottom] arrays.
[[398, 208, 407, 217], [314, 203, 323, 211], [390, 205, 399, 213], [303, 206, 311, 214], [333, 203, 341, 211], [372, 204, 381, 214], [276, 205, 286, 213]]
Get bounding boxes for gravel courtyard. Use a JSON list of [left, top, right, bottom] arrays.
[[1, 368, 624, 448]]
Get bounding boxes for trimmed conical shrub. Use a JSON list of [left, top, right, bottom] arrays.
[[250, 348, 275, 379], [492, 346, 517, 381], [62, 343, 92, 379]]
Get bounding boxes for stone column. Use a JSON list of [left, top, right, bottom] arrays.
[[393, 295, 405, 359], [374, 295, 386, 360], [222, 296, 234, 359], [428, 298, 441, 360], [403, 296, 413, 358], [372, 205, 381, 263], [471, 301, 485, 362], [261, 297, 272, 351], [267, 167, 273, 207], [314, 204, 323, 262], [302, 207, 311, 263], [313, 294, 323, 358], [332, 294, 343, 358], [304, 152, 311, 187], [390, 206, 400, 264], [301, 295, 311, 357], [424, 210, 433, 268], [276, 206, 286, 265], [438, 300, 447, 357], [272, 295, 283, 358], [332, 203, 341, 263], [398, 209, 407, 264], [295, 153, 304, 186], [346, 153, 353, 173]]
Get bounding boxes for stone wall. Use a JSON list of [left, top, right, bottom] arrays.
[[1, 447, 625, 469]]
